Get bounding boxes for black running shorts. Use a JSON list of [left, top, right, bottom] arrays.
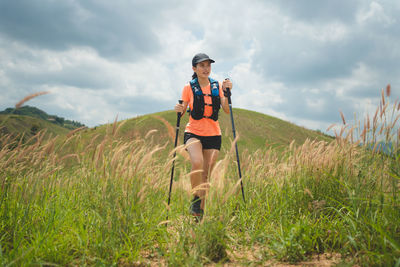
[[183, 132, 221, 150]]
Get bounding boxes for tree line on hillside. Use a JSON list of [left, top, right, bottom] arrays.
[[0, 105, 86, 130]]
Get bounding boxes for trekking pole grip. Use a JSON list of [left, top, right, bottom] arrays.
[[177, 99, 183, 124], [227, 88, 232, 105], [224, 78, 232, 105], [178, 100, 183, 110]]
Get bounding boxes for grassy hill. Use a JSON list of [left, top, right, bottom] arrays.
[[1, 90, 398, 266], [1, 107, 332, 154], [0, 114, 70, 141], [0, 105, 85, 130], [82, 108, 333, 154]]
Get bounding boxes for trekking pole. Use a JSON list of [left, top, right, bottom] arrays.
[[225, 80, 246, 203], [166, 100, 183, 221]]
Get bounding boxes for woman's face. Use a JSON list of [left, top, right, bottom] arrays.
[[193, 60, 211, 79]]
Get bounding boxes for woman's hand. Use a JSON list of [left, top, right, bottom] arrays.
[[222, 79, 233, 92], [221, 79, 232, 114], [174, 103, 184, 114], [222, 79, 233, 98]]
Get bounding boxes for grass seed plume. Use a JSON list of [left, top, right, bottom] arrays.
[[15, 91, 50, 109]]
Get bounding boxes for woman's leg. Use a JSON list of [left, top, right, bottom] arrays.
[[201, 149, 219, 210], [186, 138, 204, 199]]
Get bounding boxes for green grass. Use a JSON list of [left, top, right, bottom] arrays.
[[1, 124, 399, 266], [0, 95, 399, 266], [0, 114, 70, 142]]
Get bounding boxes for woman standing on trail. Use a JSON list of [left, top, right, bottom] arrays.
[[174, 53, 232, 221]]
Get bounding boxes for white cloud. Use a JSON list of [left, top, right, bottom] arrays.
[[357, 1, 395, 26], [0, 0, 399, 133], [333, 63, 380, 98], [0, 38, 180, 126], [230, 62, 283, 106], [283, 21, 349, 43]]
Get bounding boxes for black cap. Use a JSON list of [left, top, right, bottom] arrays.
[[192, 53, 215, 67]]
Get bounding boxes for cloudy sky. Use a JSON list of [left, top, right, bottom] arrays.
[[1, 0, 399, 133]]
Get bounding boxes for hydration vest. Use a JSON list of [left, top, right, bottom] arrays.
[[189, 78, 221, 121]]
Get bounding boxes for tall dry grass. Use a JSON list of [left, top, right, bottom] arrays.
[[0, 87, 399, 266]]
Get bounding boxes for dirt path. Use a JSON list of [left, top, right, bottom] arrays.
[[135, 251, 346, 266]]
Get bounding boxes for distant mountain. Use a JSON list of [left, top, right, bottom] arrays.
[[0, 106, 85, 130]]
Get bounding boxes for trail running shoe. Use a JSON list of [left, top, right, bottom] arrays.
[[190, 196, 204, 222]]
